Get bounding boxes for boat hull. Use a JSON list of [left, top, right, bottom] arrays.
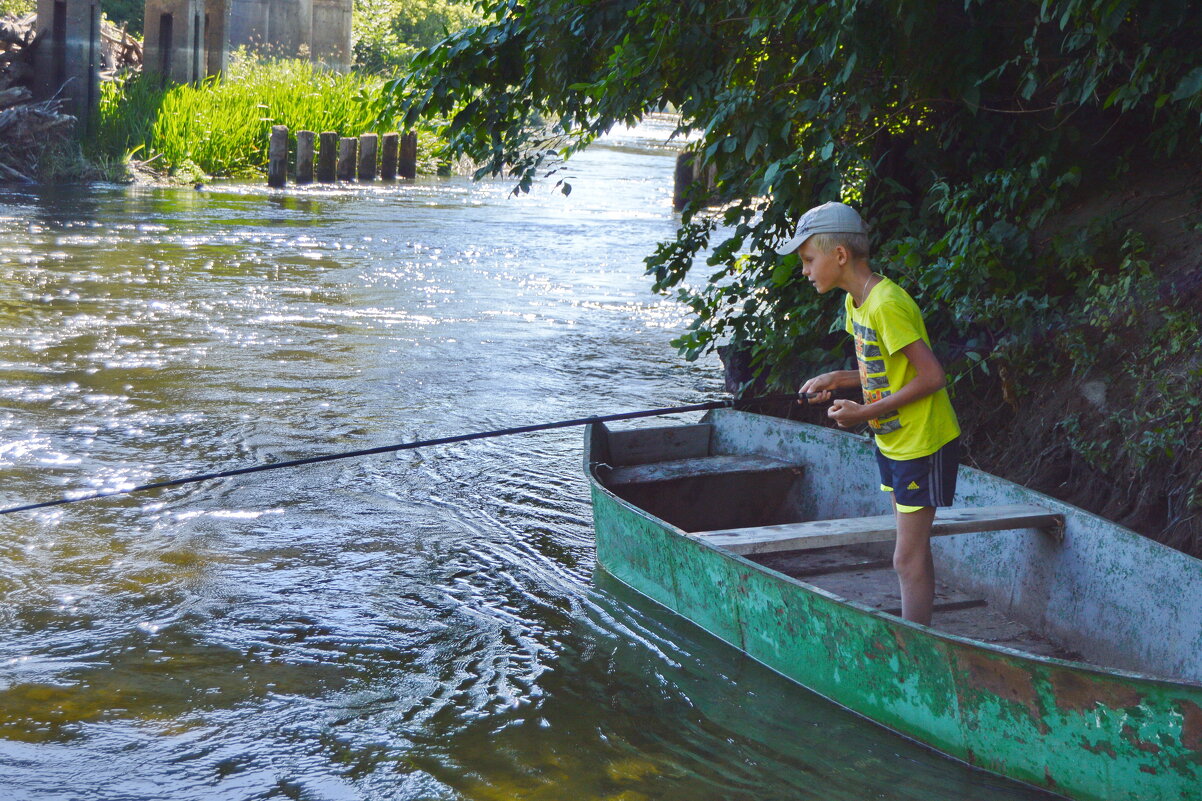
[[587, 411, 1202, 801]]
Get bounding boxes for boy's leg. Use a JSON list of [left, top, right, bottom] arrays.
[[877, 438, 959, 625], [893, 501, 936, 625]]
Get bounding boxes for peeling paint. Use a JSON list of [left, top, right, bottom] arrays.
[[1079, 736, 1117, 758], [586, 415, 1202, 801], [959, 650, 1044, 725], [1052, 670, 1143, 714], [1177, 699, 1202, 751], [1121, 723, 1162, 754]]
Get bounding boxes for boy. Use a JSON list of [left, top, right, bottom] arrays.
[[779, 201, 960, 625]]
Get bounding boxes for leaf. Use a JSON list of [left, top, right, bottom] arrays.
[[772, 256, 797, 286], [1171, 66, 1202, 103], [762, 161, 781, 188]]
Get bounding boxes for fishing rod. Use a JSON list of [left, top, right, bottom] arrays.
[[0, 393, 819, 516]]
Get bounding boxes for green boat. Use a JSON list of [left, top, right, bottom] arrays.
[[584, 408, 1202, 801]]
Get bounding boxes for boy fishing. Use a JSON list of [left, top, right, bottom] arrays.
[[779, 201, 961, 625]]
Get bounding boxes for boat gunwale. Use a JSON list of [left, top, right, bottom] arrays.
[[585, 417, 1202, 692]]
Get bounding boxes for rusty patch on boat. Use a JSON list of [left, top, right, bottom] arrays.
[[1079, 737, 1117, 758], [1121, 724, 1162, 755], [864, 637, 892, 663], [959, 650, 1043, 724], [1177, 699, 1202, 751], [1049, 670, 1143, 714]]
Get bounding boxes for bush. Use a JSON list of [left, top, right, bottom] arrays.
[[0, 0, 33, 16], [352, 0, 481, 74]]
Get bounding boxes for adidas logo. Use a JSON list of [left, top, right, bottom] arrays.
[[907, 480, 920, 490]]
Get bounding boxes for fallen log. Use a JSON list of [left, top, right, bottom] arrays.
[[0, 85, 30, 108]]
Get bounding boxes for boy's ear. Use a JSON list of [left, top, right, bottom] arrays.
[[833, 244, 850, 264]]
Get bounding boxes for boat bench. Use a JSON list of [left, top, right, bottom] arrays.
[[604, 454, 804, 486], [693, 504, 1065, 555]]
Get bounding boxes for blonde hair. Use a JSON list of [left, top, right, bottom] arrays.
[[808, 231, 870, 260]]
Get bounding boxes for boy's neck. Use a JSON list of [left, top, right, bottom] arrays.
[[842, 260, 878, 307]]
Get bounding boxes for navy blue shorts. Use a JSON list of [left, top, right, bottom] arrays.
[[875, 438, 960, 512]]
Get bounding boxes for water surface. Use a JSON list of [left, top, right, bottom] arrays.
[[0, 120, 1055, 800]]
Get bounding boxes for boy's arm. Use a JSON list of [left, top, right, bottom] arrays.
[[799, 370, 860, 404], [828, 339, 946, 428]]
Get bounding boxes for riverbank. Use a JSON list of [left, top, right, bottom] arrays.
[[960, 161, 1202, 557]]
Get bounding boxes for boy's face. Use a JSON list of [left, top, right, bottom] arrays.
[[797, 239, 847, 294]]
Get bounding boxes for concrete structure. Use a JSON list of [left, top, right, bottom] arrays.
[[310, 0, 352, 68], [227, 0, 350, 69], [204, 0, 231, 76], [142, 0, 231, 83], [33, 0, 101, 131], [142, 0, 349, 84]]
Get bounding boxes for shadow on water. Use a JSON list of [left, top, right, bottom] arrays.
[[397, 571, 1060, 801]]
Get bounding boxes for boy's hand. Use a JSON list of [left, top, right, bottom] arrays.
[[798, 373, 839, 404], [828, 398, 870, 428]]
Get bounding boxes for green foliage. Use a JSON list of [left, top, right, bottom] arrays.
[[381, 0, 1202, 535], [100, 0, 142, 29], [91, 69, 166, 164], [1055, 231, 1202, 476], [0, 0, 32, 16], [92, 53, 399, 178], [353, 0, 482, 74], [385, 0, 1202, 371]]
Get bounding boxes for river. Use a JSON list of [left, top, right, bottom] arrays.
[[0, 119, 1055, 800]]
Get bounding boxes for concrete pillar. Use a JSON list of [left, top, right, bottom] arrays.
[[33, 0, 101, 132], [273, 0, 312, 59], [227, 0, 267, 50], [143, 0, 205, 84], [231, 0, 311, 59], [310, 0, 351, 70], [203, 0, 229, 76]]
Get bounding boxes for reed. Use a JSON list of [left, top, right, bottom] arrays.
[[91, 54, 400, 179]]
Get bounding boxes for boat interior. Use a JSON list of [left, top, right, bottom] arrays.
[[590, 420, 1086, 663]]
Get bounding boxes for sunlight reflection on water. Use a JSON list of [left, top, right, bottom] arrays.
[[0, 119, 1055, 800]]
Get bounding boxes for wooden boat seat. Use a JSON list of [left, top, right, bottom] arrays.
[[603, 454, 804, 486], [692, 503, 1064, 555]]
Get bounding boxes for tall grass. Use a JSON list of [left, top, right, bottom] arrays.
[[92, 54, 402, 178]]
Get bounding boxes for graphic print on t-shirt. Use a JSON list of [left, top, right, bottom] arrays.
[[851, 320, 902, 435]]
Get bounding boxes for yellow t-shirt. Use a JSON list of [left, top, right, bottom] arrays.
[[844, 277, 960, 460]]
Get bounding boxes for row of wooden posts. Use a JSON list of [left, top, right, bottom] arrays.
[[266, 125, 419, 187]]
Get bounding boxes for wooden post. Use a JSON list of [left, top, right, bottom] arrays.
[[399, 131, 418, 179], [673, 152, 694, 211], [268, 125, 289, 188], [296, 130, 316, 185], [380, 133, 399, 181], [317, 131, 338, 182], [337, 137, 357, 182], [673, 152, 717, 210], [358, 133, 378, 181]]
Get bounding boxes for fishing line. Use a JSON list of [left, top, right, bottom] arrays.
[[0, 393, 814, 516]]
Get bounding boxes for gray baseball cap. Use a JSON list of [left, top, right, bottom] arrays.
[[773, 201, 867, 255]]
